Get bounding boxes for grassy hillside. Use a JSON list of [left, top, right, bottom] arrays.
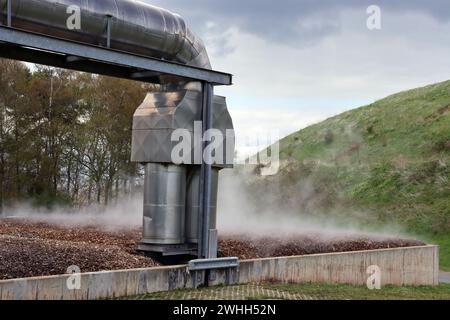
[[257, 80, 450, 269]]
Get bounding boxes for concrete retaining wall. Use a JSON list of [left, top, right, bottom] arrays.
[[0, 245, 439, 300]]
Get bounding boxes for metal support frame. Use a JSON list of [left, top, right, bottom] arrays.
[[0, 26, 233, 85], [198, 82, 215, 259], [6, 0, 11, 27], [105, 15, 112, 48]]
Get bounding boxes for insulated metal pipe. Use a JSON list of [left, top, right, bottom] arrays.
[[1, 0, 211, 69]]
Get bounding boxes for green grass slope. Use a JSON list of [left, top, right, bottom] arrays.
[[272, 80, 450, 269]]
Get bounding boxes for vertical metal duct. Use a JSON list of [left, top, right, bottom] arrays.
[[142, 164, 187, 245], [132, 90, 234, 256]]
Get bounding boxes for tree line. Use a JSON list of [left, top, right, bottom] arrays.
[[0, 59, 156, 211]]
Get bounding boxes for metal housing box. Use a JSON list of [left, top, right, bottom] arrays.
[[131, 90, 234, 168]]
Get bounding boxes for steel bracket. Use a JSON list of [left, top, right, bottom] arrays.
[[187, 257, 240, 271]]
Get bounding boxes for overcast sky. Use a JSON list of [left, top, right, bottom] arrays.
[[146, 0, 450, 154]]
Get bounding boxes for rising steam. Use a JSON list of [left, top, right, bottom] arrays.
[[1, 195, 142, 231], [217, 167, 412, 240], [1, 166, 414, 241]]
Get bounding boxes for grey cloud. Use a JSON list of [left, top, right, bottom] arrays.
[[146, 0, 450, 45]]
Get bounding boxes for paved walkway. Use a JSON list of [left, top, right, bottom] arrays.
[[131, 284, 316, 300], [439, 272, 450, 284]]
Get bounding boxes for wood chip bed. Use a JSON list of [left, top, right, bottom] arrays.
[[0, 218, 424, 280]]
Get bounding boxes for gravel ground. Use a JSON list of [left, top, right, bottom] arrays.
[[0, 218, 425, 280]]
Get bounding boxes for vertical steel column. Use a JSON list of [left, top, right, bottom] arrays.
[[7, 0, 12, 27], [198, 82, 215, 259], [105, 15, 112, 48]]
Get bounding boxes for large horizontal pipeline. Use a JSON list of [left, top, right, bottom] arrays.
[[0, 0, 211, 69]]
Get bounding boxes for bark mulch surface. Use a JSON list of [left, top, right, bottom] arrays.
[[0, 218, 158, 280], [0, 218, 425, 280], [218, 234, 425, 260]]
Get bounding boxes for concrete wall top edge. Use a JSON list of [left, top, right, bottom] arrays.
[[0, 245, 438, 284], [0, 264, 188, 284], [239, 244, 438, 263]]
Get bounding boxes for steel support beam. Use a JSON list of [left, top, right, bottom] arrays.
[[0, 26, 233, 85], [198, 82, 216, 259], [6, 0, 11, 27], [105, 16, 112, 48]]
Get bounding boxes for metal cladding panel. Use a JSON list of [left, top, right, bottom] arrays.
[[131, 90, 235, 168], [132, 129, 177, 163], [210, 95, 235, 168], [131, 90, 200, 163], [132, 91, 200, 131], [212, 96, 234, 132], [142, 163, 186, 244], [2, 0, 211, 69]]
